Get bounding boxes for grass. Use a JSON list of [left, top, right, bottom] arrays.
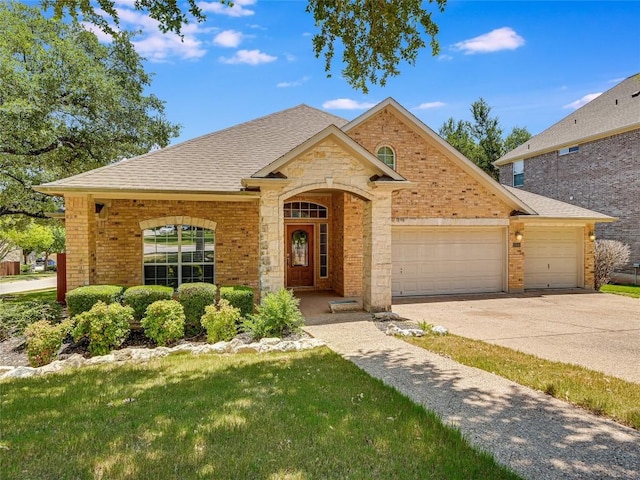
[[0, 288, 57, 303], [0, 272, 56, 284], [0, 349, 521, 480], [600, 283, 640, 298], [406, 334, 640, 429]]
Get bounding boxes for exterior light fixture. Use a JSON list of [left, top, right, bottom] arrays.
[[589, 232, 596, 241], [515, 231, 523, 241]]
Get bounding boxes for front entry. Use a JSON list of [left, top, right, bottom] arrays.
[[286, 224, 314, 287]]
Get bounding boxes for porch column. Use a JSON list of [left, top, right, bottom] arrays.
[[362, 193, 392, 312], [64, 194, 96, 290], [258, 189, 285, 298]]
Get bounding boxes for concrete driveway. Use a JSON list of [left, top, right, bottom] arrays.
[[392, 290, 640, 384]]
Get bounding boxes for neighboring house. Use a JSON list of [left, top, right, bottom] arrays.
[[495, 74, 640, 271], [36, 99, 612, 311]]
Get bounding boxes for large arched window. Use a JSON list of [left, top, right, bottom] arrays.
[[377, 146, 396, 169], [142, 224, 215, 288]]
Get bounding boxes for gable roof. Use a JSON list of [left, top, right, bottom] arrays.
[[504, 186, 614, 221], [496, 74, 640, 165], [36, 105, 348, 195]]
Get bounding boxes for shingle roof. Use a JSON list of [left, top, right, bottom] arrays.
[[38, 105, 348, 193], [503, 186, 614, 220], [496, 74, 640, 165]]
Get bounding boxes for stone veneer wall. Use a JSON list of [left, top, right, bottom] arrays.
[[499, 130, 640, 270], [65, 197, 259, 291]]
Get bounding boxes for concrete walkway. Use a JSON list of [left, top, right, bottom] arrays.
[[304, 319, 640, 480], [0, 276, 57, 295]]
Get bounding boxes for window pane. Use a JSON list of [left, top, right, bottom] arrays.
[[292, 230, 309, 267]]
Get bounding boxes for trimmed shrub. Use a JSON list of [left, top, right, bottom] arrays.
[[66, 285, 124, 318], [123, 285, 174, 321], [595, 239, 631, 289], [0, 300, 62, 341], [242, 288, 304, 340], [177, 282, 217, 336], [141, 300, 185, 346], [220, 286, 255, 319], [201, 299, 240, 343], [72, 301, 132, 356], [24, 319, 74, 367]]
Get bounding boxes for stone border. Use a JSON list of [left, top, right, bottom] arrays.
[[0, 337, 326, 380]]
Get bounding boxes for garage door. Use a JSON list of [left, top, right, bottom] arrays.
[[524, 228, 581, 289], [392, 227, 505, 296]]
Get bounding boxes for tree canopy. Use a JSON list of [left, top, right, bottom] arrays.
[[0, 2, 180, 219], [439, 99, 531, 179], [44, 0, 447, 93]]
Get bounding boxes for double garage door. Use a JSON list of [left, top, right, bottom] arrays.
[[392, 227, 505, 297], [524, 228, 582, 289]]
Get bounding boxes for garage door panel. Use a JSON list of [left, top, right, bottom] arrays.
[[525, 228, 581, 289], [392, 227, 505, 297]]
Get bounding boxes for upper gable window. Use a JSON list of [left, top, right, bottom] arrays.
[[558, 145, 579, 156], [377, 146, 396, 169], [284, 202, 328, 219], [513, 160, 524, 187]]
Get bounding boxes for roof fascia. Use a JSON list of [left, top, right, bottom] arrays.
[[33, 186, 260, 202], [345, 98, 536, 215], [512, 215, 616, 224], [251, 124, 406, 181]]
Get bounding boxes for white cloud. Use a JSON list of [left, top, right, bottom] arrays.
[[453, 27, 525, 54], [322, 99, 376, 110], [563, 92, 602, 110], [198, 0, 256, 17], [214, 30, 243, 47], [220, 49, 276, 65], [82, 22, 116, 43], [277, 76, 310, 88], [437, 54, 453, 61], [134, 33, 206, 62], [414, 101, 446, 110]]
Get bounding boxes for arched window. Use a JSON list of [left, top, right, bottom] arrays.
[[283, 202, 328, 219], [142, 224, 215, 288], [377, 146, 396, 169]]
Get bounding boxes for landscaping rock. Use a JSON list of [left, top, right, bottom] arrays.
[[3, 366, 37, 379], [373, 312, 401, 322], [431, 325, 448, 335], [385, 323, 425, 337]]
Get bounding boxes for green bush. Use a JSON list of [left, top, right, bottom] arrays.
[[24, 319, 74, 367], [72, 301, 132, 356], [201, 299, 240, 343], [242, 288, 304, 340], [219, 286, 255, 319], [66, 285, 124, 317], [141, 300, 185, 346], [123, 285, 174, 321], [177, 283, 217, 336], [20, 264, 31, 274], [0, 300, 62, 341]]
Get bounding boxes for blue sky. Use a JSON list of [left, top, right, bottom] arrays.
[[86, 0, 639, 144]]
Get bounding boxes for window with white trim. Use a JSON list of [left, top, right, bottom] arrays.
[[513, 160, 524, 187], [377, 146, 396, 169], [142, 224, 215, 288], [558, 145, 579, 156]]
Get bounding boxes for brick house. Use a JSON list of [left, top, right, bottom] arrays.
[[36, 99, 612, 311], [495, 74, 639, 271]]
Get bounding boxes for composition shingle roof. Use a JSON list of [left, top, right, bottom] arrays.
[[503, 186, 614, 220], [496, 73, 640, 165], [38, 105, 348, 193]]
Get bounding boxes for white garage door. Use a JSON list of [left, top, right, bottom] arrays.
[[524, 228, 581, 289], [392, 227, 505, 297]]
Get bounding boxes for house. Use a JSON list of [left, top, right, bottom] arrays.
[[35, 99, 612, 312], [495, 74, 639, 272]]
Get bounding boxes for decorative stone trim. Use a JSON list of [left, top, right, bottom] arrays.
[[139, 217, 217, 231]]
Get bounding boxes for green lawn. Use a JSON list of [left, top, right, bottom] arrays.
[[0, 272, 56, 284], [0, 288, 57, 303], [0, 349, 521, 480], [600, 284, 640, 298], [406, 334, 640, 429]]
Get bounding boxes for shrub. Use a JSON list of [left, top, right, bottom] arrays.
[[123, 285, 174, 321], [66, 285, 124, 317], [72, 301, 132, 356], [201, 299, 240, 343], [177, 283, 217, 336], [0, 300, 62, 341], [595, 239, 631, 289], [20, 264, 31, 274], [24, 319, 74, 367], [220, 286, 255, 319], [242, 288, 304, 340], [141, 300, 185, 346]]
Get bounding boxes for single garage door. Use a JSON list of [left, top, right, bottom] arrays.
[[524, 228, 581, 289], [392, 227, 506, 296]]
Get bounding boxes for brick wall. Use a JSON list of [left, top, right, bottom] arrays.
[[66, 196, 259, 291], [499, 129, 640, 270]]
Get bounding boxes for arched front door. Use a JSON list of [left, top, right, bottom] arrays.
[[286, 224, 314, 287]]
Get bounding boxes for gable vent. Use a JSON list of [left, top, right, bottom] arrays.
[[632, 90, 640, 98]]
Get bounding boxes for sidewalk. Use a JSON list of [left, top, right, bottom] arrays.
[[0, 276, 57, 295], [304, 319, 640, 480]]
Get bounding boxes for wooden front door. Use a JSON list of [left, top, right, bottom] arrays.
[[286, 224, 314, 287]]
